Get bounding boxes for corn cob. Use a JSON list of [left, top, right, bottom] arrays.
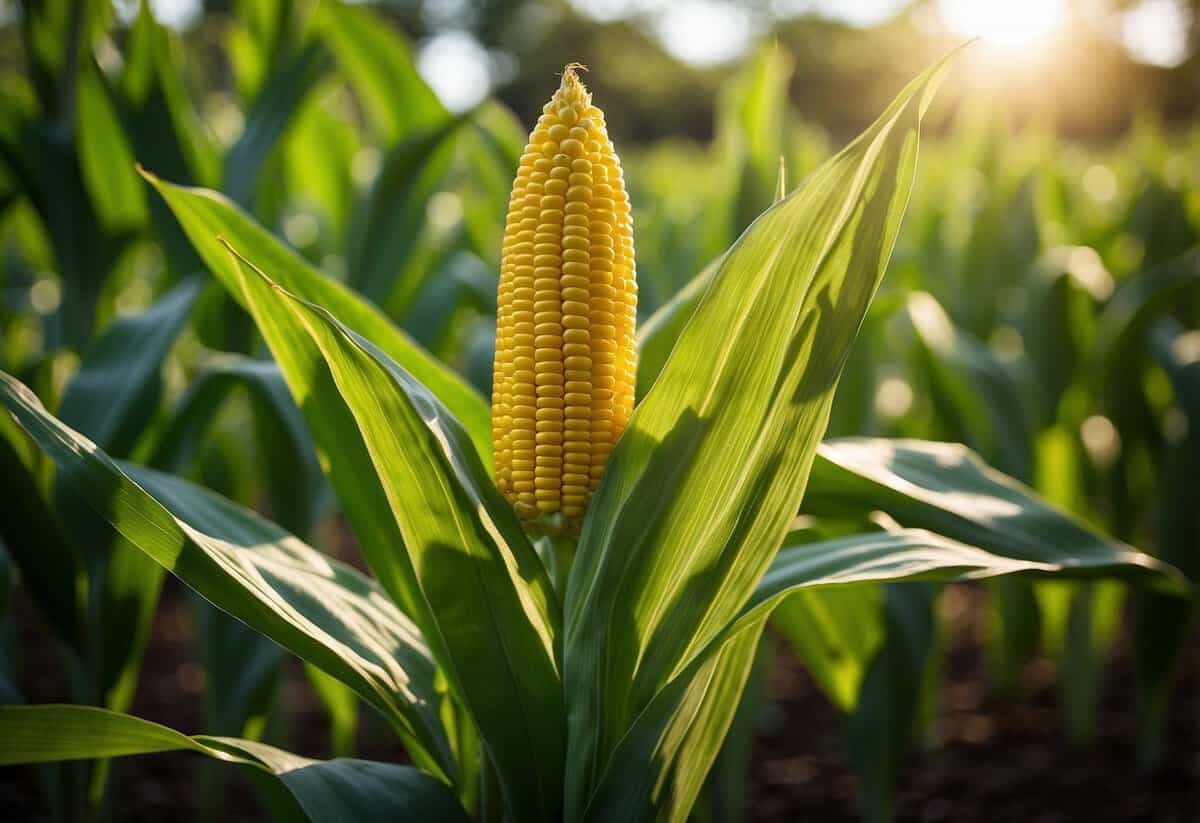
[[492, 65, 637, 532]]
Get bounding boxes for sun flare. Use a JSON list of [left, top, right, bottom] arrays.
[[938, 0, 1064, 49]]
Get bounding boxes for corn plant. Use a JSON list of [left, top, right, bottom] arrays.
[[0, 46, 1187, 823]]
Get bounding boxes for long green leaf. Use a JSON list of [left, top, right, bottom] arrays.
[[223, 42, 329, 207], [564, 50, 954, 821], [0, 705, 468, 823], [139, 172, 491, 458], [141, 173, 491, 660], [58, 276, 202, 457], [348, 119, 465, 305], [313, 0, 446, 144], [152, 355, 327, 538], [806, 438, 1176, 580], [225, 246, 564, 821], [0, 370, 455, 782], [581, 525, 1178, 822], [634, 256, 720, 399], [53, 275, 203, 712]]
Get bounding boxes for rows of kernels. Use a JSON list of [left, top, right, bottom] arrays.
[[533, 122, 567, 515], [611, 148, 637, 444], [586, 139, 616, 488], [559, 117, 593, 516], [492, 67, 636, 527]]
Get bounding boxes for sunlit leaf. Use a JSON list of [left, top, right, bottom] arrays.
[[563, 50, 954, 822], [224, 245, 564, 821], [0, 370, 456, 781]]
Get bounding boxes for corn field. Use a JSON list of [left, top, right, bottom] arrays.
[[0, 2, 1196, 822]]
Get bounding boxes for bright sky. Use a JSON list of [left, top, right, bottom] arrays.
[[937, 0, 1064, 49], [417, 31, 494, 113]]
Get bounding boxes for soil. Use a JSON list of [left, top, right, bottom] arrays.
[[2, 580, 1197, 822]]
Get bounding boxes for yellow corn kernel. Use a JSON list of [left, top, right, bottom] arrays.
[[492, 65, 637, 531]]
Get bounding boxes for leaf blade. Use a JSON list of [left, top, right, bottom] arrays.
[[0, 370, 455, 781], [563, 50, 956, 819], [0, 705, 469, 823]]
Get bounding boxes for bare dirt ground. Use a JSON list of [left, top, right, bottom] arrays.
[[3, 581, 1197, 822]]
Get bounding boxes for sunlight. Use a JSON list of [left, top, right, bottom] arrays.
[[937, 0, 1064, 49]]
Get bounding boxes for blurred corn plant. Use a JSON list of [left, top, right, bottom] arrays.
[[0, 1, 1195, 822]]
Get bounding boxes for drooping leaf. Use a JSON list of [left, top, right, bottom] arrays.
[[0, 705, 469, 823], [806, 438, 1175, 581], [139, 172, 491, 458], [581, 523, 1180, 822], [0, 370, 456, 782], [141, 174, 492, 656]]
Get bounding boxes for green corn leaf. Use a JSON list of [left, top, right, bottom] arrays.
[[58, 276, 202, 458], [0, 705, 468, 823], [564, 50, 956, 821], [223, 42, 330, 207], [139, 172, 491, 458], [141, 174, 492, 653], [223, 245, 564, 822], [0, 370, 456, 782], [145, 171, 445, 654], [76, 63, 147, 231], [313, 0, 446, 144], [845, 583, 937, 823], [151, 355, 327, 539], [903, 291, 1033, 480], [806, 438, 1178, 582], [348, 118, 466, 306], [634, 256, 720, 400], [581, 524, 1179, 822]]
